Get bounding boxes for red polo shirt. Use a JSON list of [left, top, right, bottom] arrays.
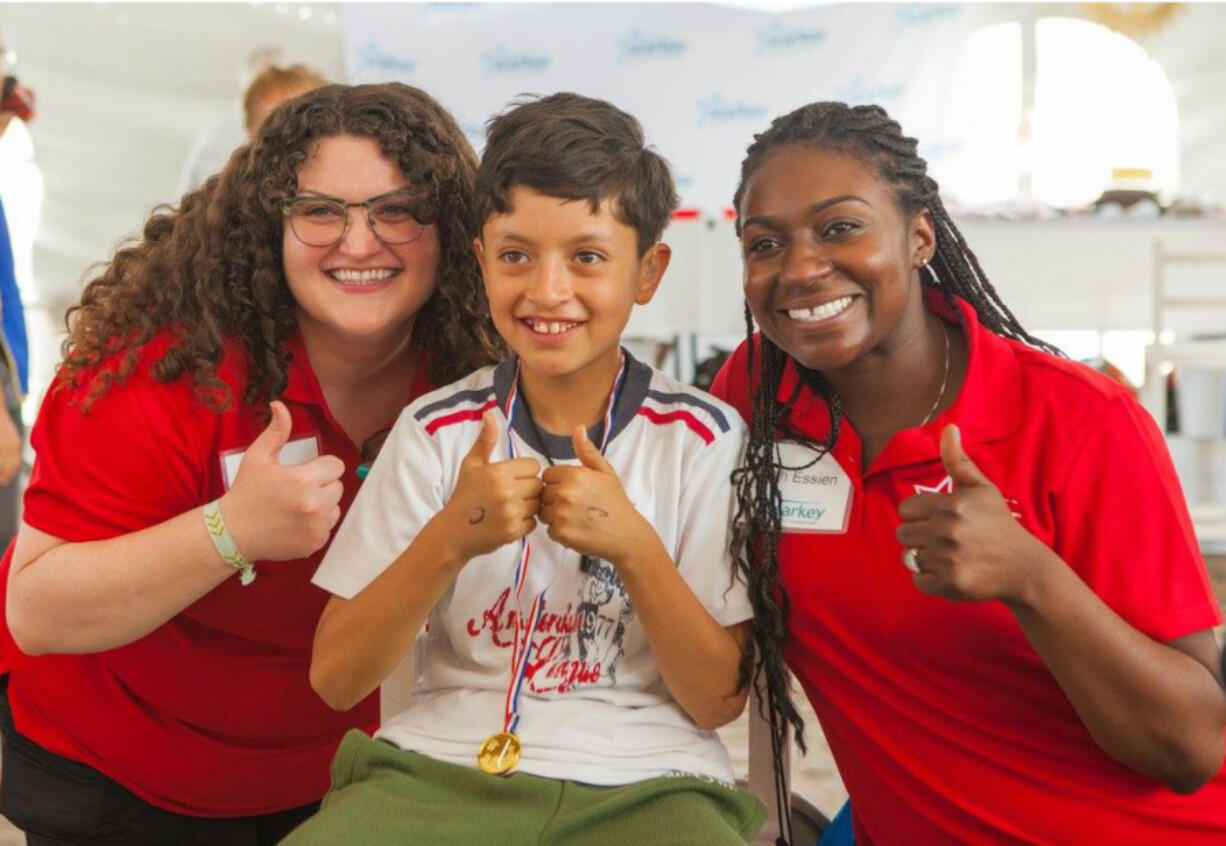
[[711, 294, 1226, 843], [0, 330, 432, 816]]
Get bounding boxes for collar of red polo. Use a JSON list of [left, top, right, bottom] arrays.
[[282, 331, 323, 405]]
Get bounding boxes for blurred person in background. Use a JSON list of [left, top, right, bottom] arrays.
[[0, 30, 40, 550], [242, 63, 327, 140], [177, 48, 328, 194]]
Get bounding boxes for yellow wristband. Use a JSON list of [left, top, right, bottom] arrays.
[[203, 499, 256, 586]]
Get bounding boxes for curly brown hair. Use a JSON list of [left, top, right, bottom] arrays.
[[62, 82, 505, 411]]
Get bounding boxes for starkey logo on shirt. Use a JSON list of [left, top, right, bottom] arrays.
[[781, 500, 826, 527]]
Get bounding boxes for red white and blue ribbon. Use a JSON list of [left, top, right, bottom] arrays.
[[499, 350, 628, 736]]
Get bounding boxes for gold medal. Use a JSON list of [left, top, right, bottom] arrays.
[[477, 731, 522, 776]]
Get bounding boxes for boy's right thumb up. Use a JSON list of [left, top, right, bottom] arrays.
[[250, 400, 293, 462], [462, 411, 498, 469]]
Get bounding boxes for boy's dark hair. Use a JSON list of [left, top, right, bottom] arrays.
[[477, 92, 678, 255]]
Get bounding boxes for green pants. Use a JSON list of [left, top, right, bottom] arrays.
[[281, 730, 766, 845]]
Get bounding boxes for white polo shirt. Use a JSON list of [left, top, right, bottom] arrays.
[[314, 352, 752, 786]]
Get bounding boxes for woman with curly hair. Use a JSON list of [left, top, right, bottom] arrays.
[[0, 82, 503, 845]]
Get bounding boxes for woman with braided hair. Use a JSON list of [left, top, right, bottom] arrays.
[[710, 102, 1226, 842], [0, 83, 503, 844]]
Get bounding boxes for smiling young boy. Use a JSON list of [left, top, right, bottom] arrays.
[[283, 94, 765, 845]]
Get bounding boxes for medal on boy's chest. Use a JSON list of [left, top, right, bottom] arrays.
[[477, 731, 522, 775], [478, 352, 628, 776]]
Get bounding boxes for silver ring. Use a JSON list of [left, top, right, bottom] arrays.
[[903, 547, 922, 575]]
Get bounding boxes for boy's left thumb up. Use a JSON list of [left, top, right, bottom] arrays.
[[940, 424, 989, 489], [573, 426, 614, 474]]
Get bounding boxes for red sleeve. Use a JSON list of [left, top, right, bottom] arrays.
[[1052, 395, 1220, 641], [24, 369, 212, 542], [709, 338, 753, 421]]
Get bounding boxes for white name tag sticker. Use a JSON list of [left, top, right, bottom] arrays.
[[775, 440, 853, 534], [220, 436, 321, 490]]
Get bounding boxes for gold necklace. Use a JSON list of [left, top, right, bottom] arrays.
[[919, 320, 951, 427]]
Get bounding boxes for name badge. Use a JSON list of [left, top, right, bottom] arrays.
[[775, 440, 853, 534], [219, 436, 321, 490]]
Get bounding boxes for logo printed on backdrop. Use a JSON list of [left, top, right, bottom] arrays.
[[837, 78, 905, 107], [753, 20, 828, 56], [695, 94, 769, 127], [894, 5, 963, 28], [481, 44, 551, 76], [616, 29, 688, 64], [353, 39, 417, 76]]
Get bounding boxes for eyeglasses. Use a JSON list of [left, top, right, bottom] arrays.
[[280, 190, 428, 248]]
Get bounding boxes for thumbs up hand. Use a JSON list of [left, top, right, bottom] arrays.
[[539, 427, 660, 569], [221, 401, 346, 562], [440, 412, 543, 561], [895, 424, 1040, 603]]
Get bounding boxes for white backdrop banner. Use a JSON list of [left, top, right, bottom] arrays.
[[341, 3, 974, 213]]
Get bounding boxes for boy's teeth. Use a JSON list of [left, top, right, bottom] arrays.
[[528, 320, 577, 334], [331, 269, 395, 283], [787, 296, 853, 322]]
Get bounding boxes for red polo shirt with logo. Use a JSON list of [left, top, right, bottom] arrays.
[[0, 330, 432, 816], [711, 294, 1226, 843]]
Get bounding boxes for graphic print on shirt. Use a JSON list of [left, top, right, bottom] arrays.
[[575, 557, 633, 684], [465, 558, 635, 693], [913, 475, 953, 495]]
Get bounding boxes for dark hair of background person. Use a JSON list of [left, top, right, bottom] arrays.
[[476, 92, 679, 256], [60, 82, 505, 413], [729, 101, 1062, 754]]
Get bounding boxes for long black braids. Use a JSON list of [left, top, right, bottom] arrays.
[[728, 103, 1060, 837]]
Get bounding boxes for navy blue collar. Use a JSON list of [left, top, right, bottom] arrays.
[[492, 349, 652, 460]]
